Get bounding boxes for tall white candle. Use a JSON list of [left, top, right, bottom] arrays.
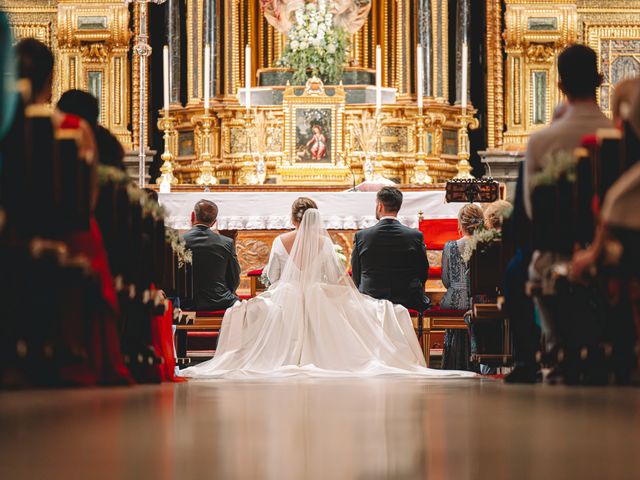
[[204, 44, 210, 111], [375, 45, 382, 113], [461, 43, 468, 112], [245, 44, 251, 111], [163, 45, 170, 112], [416, 44, 424, 112]]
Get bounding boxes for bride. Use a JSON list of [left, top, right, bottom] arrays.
[[179, 198, 475, 379]]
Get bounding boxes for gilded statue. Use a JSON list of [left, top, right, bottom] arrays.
[[260, 0, 372, 34]]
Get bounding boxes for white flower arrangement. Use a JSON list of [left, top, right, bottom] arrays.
[[334, 243, 347, 267], [461, 227, 501, 264], [279, 0, 349, 85], [532, 150, 578, 187]]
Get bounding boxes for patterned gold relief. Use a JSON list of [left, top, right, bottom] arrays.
[[11, 22, 52, 46], [503, 2, 577, 147]]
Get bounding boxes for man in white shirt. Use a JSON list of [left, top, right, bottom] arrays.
[[524, 45, 613, 365]]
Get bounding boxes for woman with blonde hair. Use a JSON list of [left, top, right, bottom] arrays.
[[484, 199, 513, 231], [441, 203, 485, 371]]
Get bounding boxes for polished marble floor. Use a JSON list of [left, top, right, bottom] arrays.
[[1, 378, 640, 480]]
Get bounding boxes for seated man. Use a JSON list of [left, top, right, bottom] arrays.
[[351, 186, 430, 312], [182, 200, 241, 311]]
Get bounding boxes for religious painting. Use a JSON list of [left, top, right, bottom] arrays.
[[295, 108, 332, 163]]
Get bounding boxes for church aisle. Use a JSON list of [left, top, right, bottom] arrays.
[[1, 379, 640, 480]]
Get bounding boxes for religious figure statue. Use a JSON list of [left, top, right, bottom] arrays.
[[261, 0, 371, 34]]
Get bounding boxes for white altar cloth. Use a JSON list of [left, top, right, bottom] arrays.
[[159, 191, 461, 230]]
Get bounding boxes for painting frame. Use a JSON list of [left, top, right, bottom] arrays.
[[278, 78, 349, 182]]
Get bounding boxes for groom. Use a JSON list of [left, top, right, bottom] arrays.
[[351, 187, 431, 312]]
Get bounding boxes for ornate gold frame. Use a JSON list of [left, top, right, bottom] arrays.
[[277, 78, 349, 185]]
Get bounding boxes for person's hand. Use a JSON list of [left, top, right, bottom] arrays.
[[570, 248, 595, 284]]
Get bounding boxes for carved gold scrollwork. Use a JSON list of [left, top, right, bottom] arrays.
[[524, 43, 556, 63], [80, 43, 111, 63]]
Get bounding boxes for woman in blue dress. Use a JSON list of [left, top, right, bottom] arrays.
[[440, 203, 485, 371]]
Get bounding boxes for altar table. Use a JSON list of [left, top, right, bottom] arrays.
[[159, 190, 462, 231]]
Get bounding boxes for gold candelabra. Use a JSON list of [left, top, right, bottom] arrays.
[[156, 111, 177, 187], [412, 114, 433, 184], [454, 112, 476, 180], [193, 113, 218, 186]]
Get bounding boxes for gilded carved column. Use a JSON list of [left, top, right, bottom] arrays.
[[485, 0, 503, 149], [223, 0, 240, 98], [394, 0, 411, 98], [431, 0, 448, 102]]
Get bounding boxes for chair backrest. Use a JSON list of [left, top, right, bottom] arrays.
[[418, 218, 459, 250], [469, 239, 513, 297]]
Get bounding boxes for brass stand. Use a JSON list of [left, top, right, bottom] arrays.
[[412, 114, 433, 184], [156, 111, 177, 189], [454, 112, 475, 180], [193, 113, 218, 186]]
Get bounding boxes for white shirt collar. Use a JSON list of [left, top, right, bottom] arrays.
[[379, 216, 398, 222]]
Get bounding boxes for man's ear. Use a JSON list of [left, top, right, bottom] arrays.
[[191, 211, 196, 224], [558, 81, 566, 96]]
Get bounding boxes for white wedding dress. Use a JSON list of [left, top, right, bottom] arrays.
[[179, 209, 476, 379]]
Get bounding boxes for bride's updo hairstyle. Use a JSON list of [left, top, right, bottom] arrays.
[[458, 203, 484, 236], [291, 197, 318, 225]]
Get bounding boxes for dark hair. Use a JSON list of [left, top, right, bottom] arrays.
[[57, 89, 99, 128], [143, 188, 159, 203], [95, 126, 125, 171], [558, 45, 602, 99], [194, 199, 218, 225], [291, 197, 318, 223], [376, 186, 403, 213], [16, 38, 54, 99]]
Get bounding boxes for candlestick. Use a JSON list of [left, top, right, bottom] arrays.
[[157, 112, 177, 191], [416, 44, 424, 113], [204, 44, 210, 111], [245, 44, 251, 111], [375, 45, 382, 113], [461, 43, 468, 113], [163, 46, 170, 112]]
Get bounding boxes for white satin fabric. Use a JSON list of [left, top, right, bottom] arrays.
[[179, 209, 476, 379]]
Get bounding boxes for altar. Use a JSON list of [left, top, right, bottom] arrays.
[[160, 186, 462, 292]]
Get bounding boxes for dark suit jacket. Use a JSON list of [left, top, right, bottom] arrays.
[[351, 218, 430, 311], [182, 225, 241, 310]]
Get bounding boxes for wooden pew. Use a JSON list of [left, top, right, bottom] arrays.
[[467, 239, 513, 367]]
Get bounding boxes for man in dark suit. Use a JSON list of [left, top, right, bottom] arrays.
[[182, 200, 241, 311], [351, 187, 430, 311]]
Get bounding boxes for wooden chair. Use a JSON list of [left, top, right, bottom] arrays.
[[174, 310, 226, 366], [422, 307, 468, 367], [247, 269, 267, 297]]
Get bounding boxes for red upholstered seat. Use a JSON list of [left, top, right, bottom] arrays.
[[247, 269, 263, 276], [408, 309, 424, 316], [424, 306, 467, 317], [238, 294, 251, 301], [428, 266, 442, 278], [195, 310, 227, 317]]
